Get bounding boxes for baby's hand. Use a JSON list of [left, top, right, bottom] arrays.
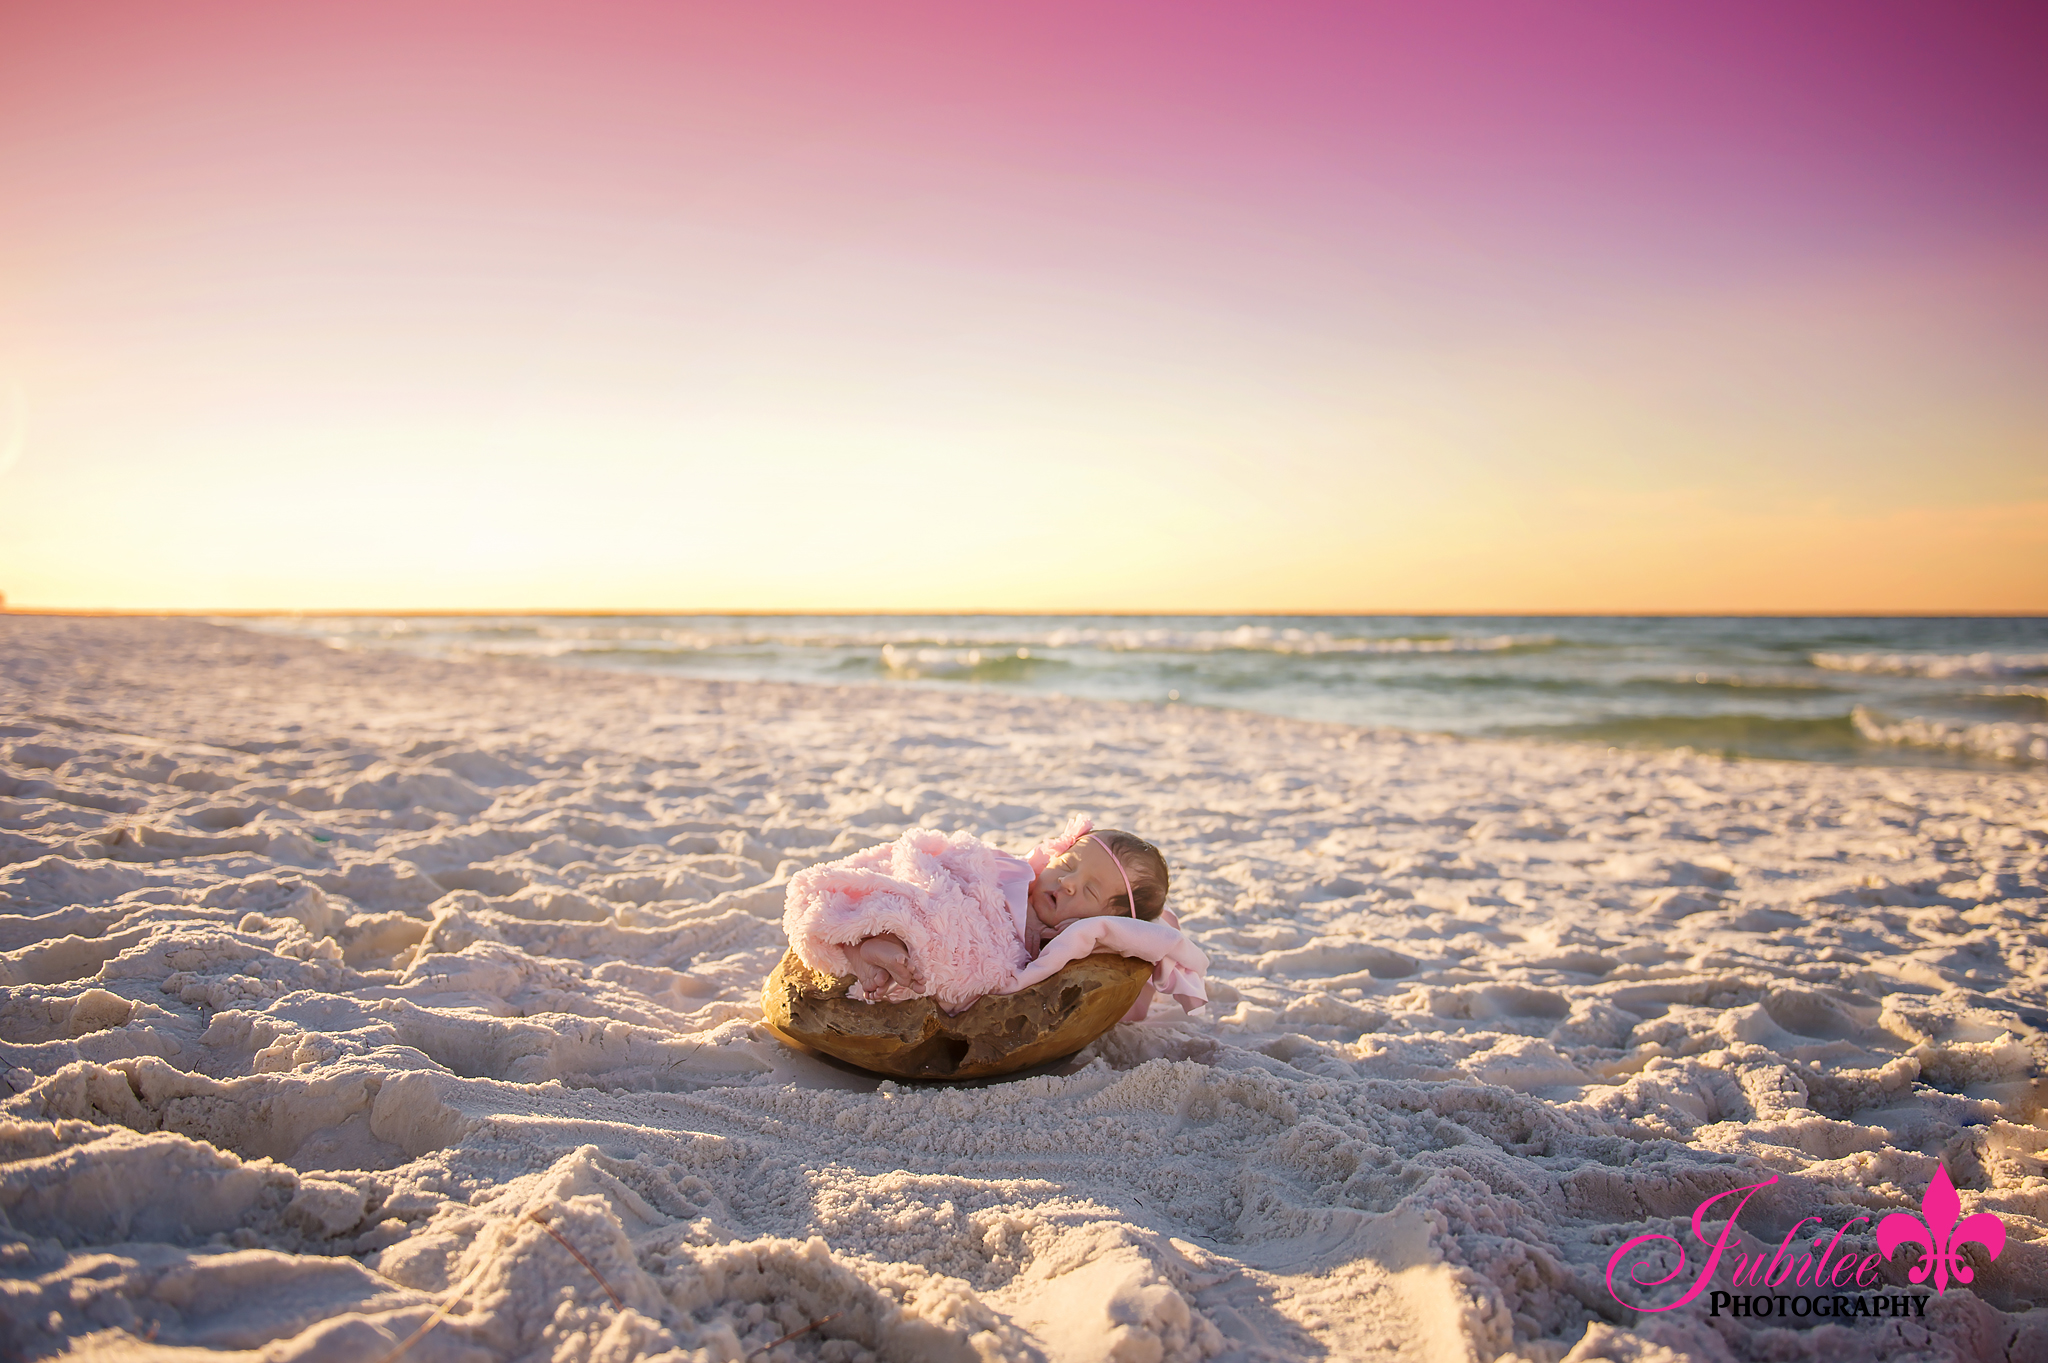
[[848, 934, 922, 997]]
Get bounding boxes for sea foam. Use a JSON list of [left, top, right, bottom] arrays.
[[1813, 651, 2048, 679]]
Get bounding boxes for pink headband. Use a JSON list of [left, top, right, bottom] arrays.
[[1090, 834, 1139, 919], [1040, 817, 1142, 919]]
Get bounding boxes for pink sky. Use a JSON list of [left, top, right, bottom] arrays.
[[2, 2, 2043, 611]]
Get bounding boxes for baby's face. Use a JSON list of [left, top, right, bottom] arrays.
[[1030, 835, 1127, 928]]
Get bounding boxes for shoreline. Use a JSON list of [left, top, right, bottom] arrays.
[[189, 612, 2048, 774], [1, 616, 2043, 1361]]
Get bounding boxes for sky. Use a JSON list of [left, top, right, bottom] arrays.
[[1, 1, 2044, 613]]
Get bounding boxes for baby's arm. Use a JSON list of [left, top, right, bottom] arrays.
[[846, 934, 923, 997]]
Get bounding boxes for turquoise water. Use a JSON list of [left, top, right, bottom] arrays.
[[227, 615, 2048, 768]]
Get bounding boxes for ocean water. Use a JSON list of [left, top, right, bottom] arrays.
[[227, 614, 2048, 769]]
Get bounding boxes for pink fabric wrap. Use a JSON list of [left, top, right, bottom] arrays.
[[1011, 907, 1210, 1021], [782, 828, 1030, 1013]]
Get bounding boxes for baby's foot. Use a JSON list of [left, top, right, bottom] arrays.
[[846, 947, 893, 998], [853, 934, 921, 997]]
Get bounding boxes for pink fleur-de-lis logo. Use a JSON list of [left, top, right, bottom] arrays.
[[1876, 1163, 2006, 1293]]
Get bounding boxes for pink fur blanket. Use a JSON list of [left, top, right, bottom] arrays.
[[782, 827, 1028, 1012]]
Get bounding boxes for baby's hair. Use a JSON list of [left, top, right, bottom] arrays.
[[1095, 830, 1169, 921]]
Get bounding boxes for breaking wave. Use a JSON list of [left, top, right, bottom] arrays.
[[258, 617, 1554, 658], [1514, 710, 2048, 767], [873, 645, 1068, 682], [1018, 626, 1557, 655], [1812, 651, 2048, 679], [1852, 707, 2048, 764]]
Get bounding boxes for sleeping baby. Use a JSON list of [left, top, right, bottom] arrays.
[[780, 815, 1207, 1017]]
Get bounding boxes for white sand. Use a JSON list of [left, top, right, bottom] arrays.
[[1, 616, 2043, 1363]]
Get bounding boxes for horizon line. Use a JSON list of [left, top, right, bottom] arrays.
[[5, 607, 2046, 621]]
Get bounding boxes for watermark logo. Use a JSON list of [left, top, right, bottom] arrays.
[[1875, 1162, 2006, 1294], [1605, 1163, 2006, 1320]]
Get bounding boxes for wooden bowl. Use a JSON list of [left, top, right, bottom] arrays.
[[761, 949, 1154, 1081]]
